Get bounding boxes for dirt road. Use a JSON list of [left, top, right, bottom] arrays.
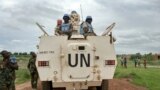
[[16, 79, 147, 90]]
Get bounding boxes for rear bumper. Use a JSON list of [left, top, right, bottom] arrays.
[[53, 81, 101, 89]]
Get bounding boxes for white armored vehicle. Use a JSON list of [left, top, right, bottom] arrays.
[[36, 11, 117, 90]]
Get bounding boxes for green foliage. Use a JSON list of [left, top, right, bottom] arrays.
[[130, 53, 142, 61], [16, 55, 30, 61], [143, 53, 154, 61], [115, 60, 160, 90], [15, 69, 30, 84]]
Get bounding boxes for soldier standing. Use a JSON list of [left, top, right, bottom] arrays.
[[120, 57, 123, 67], [134, 58, 138, 68], [28, 52, 38, 90], [0, 50, 18, 90], [124, 57, 127, 68]]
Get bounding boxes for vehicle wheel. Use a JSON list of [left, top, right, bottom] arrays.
[[42, 81, 52, 90], [96, 80, 109, 90]]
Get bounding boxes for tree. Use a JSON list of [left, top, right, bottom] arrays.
[[22, 52, 28, 55], [13, 52, 19, 55], [143, 53, 153, 61]]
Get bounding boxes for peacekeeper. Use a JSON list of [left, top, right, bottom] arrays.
[[60, 14, 73, 38], [28, 52, 38, 90], [55, 19, 62, 35], [1, 50, 18, 90], [80, 16, 96, 36]]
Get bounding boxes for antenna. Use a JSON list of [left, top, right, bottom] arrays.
[[101, 23, 116, 36], [36, 22, 49, 36], [80, 4, 83, 21]]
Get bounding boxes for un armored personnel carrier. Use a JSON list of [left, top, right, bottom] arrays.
[[36, 11, 117, 90]]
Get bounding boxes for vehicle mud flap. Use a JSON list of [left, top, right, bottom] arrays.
[[42, 81, 52, 90]]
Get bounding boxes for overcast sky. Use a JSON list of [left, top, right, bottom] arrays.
[[0, 0, 160, 54]]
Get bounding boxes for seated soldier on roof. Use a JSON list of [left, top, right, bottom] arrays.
[[55, 19, 62, 35], [80, 16, 96, 36], [59, 14, 73, 37]]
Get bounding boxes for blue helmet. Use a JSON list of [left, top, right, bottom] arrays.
[[86, 16, 92, 20], [10, 55, 17, 63], [63, 14, 70, 20]]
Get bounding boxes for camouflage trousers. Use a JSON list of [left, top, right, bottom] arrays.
[[30, 72, 38, 89], [0, 84, 12, 90], [11, 79, 15, 90], [0, 84, 7, 90]]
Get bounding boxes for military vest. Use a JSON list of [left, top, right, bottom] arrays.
[[80, 22, 93, 35], [61, 23, 71, 32]]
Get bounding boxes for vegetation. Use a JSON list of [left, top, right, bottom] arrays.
[[115, 60, 160, 90], [15, 55, 31, 84], [15, 69, 30, 84]]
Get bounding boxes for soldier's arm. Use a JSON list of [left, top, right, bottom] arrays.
[[8, 62, 19, 70], [14, 62, 19, 70], [58, 25, 63, 34]]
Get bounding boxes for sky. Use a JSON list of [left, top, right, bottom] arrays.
[[0, 0, 160, 54]]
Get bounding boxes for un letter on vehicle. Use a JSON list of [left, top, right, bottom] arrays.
[[68, 54, 90, 67]]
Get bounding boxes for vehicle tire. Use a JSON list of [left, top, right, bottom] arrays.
[[42, 81, 52, 90], [96, 80, 109, 90]]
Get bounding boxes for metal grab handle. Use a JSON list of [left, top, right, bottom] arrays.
[[69, 74, 90, 79]]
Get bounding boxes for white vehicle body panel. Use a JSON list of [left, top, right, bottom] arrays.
[[36, 35, 117, 89]]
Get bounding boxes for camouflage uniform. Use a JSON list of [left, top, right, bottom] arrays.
[[0, 60, 13, 90], [1, 51, 18, 90], [5, 59, 18, 90], [0, 61, 7, 90], [28, 56, 38, 90]]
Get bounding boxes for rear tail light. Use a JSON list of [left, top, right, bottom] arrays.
[[38, 61, 49, 66], [105, 60, 115, 65]]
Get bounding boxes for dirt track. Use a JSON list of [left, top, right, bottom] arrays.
[[16, 79, 147, 90]]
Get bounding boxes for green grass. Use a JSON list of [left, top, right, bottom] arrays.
[[15, 55, 31, 84], [16, 55, 30, 61], [15, 68, 30, 84], [115, 61, 160, 90]]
